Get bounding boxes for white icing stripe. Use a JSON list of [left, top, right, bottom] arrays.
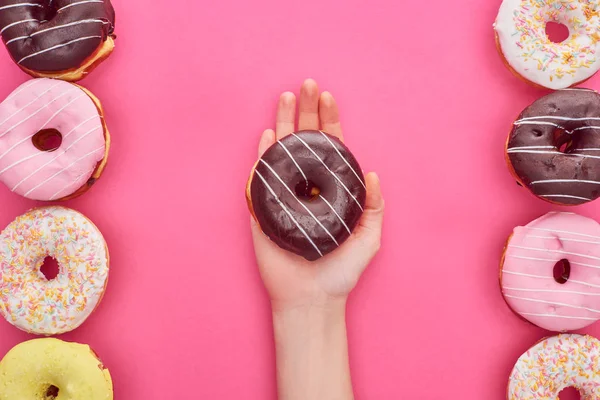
[[1, 18, 37, 34], [259, 159, 339, 246], [291, 133, 363, 211], [277, 141, 307, 182], [254, 170, 323, 257], [514, 121, 565, 129], [541, 194, 592, 201], [525, 226, 600, 239], [530, 179, 600, 186], [507, 150, 600, 162], [18, 36, 102, 65], [505, 295, 600, 313], [0, 3, 42, 11], [504, 287, 600, 296], [0, 80, 58, 128], [502, 270, 600, 288], [9, 124, 101, 190], [319, 194, 352, 235], [0, 87, 76, 139], [319, 131, 366, 189], [519, 313, 598, 321], [518, 116, 600, 122], [7, 19, 108, 45], [507, 146, 555, 150], [577, 148, 600, 151], [57, 0, 103, 12], [509, 245, 600, 263], [24, 145, 104, 198], [5, 35, 28, 45], [0, 92, 84, 163], [506, 254, 600, 270], [516, 234, 600, 245], [573, 126, 600, 132]]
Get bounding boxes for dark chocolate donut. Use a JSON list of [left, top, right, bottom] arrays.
[[248, 130, 366, 261], [0, 0, 115, 78], [506, 88, 600, 206]]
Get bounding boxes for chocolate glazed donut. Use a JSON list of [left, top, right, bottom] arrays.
[[247, 130, 367, 261], [506, 88, 600, 206], [0, 0, 115, 80]]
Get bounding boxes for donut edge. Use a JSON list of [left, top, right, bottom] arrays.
[[54, 84, 111, 202], [246, 160, 261, 226], [18, 36, 115, 83], [499, 231, 540, 327]]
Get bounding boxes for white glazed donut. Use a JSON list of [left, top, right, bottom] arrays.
[[494, 0, 600, 89], [0, 206, 109, 335], [508, 334, 600, 399]]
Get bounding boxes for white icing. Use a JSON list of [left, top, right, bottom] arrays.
[[495, 0, 600, 89]]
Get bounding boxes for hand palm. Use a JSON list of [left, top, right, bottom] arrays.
[[250, 79, 384, 308]]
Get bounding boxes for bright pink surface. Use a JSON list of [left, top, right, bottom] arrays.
[[0, 0, 599, 399]]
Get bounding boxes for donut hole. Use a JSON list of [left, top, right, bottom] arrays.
[[295, 180, 321, 201], [32, 129, 62, 152], [44, 385, 59, 400], [554, 131, 574, 153], [558, 387, 581, 399], [553, 259, 571, 284], [43, 1, 59, 21], [532, 129, 544, 137], [545, 21, 570, 43], [40, 257, 59, 281]]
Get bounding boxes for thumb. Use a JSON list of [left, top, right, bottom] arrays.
[[334, 172, 384, 275], [355, 172, 385, 245]]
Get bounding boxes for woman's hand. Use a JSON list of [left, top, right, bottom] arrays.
[[251, 79, 385, 311]]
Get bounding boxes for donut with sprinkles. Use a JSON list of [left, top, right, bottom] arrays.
[[506, 88, 600, 206], [494, 0, 600, 89], [0, 78, 110, 201], [0, 206, 109, 335], [0, 0, 116, 81], [500, 212, 600, 332], [508, 334, 600, 399], [246, 130, 366, 261]]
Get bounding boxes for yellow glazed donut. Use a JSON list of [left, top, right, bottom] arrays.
[[0, 338, 113, 400]]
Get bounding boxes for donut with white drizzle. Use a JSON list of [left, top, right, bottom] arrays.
[[0, 0, 115, 82], [0, 78, 110, 201], [247, 130, 366, 261], [494, 0, 600, 89], [500, 212, 600, 332], [506, 88, 600, 206]]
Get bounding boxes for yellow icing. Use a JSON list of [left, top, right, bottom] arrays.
[[0, 338, 113, 400]]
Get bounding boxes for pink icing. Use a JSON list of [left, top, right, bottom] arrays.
[[0, 78, 105, 201], [501, 212, 600, 332]]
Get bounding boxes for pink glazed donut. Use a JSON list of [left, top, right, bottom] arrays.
[[500, 212, 600, 332], [0, 78, 109, 201]]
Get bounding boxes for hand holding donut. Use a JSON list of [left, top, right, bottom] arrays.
[[250, 79, 383, 400], [250, 79, 384, 308]]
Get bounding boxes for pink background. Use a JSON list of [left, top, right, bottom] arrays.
[[0, 0, 596, 398]]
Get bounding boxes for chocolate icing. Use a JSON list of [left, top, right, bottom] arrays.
[[0, 0, 115, 72], [250, 130, 366, 261], [507, 88, 600, 205]]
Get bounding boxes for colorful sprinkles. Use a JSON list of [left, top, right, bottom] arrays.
[[495, 0, 600, 89], [0, 206, 108, 335], [509, 334, 600, 399]]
